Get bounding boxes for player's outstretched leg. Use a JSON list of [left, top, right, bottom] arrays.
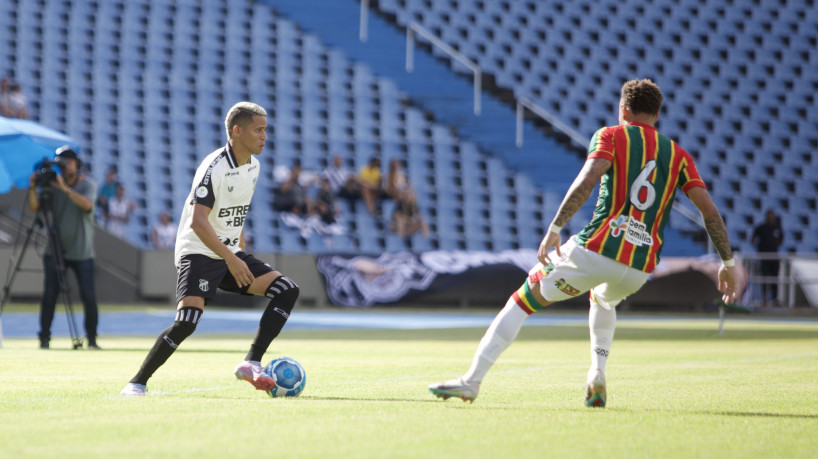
[[120, 306, 201, 395], [429, 297, 530, 403]]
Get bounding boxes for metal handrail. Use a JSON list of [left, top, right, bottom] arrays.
[[359, 0, 369, 42], [406, 21, 481, 115], [738, 253, 818, 308], [516, 97, 588, 149]]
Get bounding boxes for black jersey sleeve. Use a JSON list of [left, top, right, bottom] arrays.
[[190, 158, 220, 209]]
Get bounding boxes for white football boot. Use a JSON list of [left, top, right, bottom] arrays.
[[428, 377, 480, 403], [234, 360, 277, 391], [120, 383, 148, 397]]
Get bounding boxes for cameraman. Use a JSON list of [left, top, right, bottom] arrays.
[[27, 146, 100, 349]]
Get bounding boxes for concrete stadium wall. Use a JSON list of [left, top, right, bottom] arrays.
[[4, 189, 807, 311]]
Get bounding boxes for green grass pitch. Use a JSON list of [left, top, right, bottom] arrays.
[[1, 316, 817, 458]]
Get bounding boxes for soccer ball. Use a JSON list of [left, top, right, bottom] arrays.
[[263, 357, 306, 398]]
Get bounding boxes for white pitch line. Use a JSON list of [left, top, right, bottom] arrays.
[[148, 385, 243, 396], [377, 365, 558, 382]]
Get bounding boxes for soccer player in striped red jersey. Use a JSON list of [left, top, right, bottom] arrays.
[[429, 79, 739, 407]]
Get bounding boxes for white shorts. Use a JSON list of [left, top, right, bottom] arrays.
[[536, 237, 650, 309]]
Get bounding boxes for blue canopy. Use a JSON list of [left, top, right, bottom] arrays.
[[0, 116, 81, 193]]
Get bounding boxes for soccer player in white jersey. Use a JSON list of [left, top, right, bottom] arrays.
[[121, 102, 300, 396]]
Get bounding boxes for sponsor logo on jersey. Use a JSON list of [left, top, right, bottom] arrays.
[[554, 278, 581, 296], [225, 171, 239, 177], [624, 217, 653, 246], [228, 186, 234, 192], [202, 161, 216, 185], [248, 164, 258, 172], [218, 204, 250, 227], [609, 215, 654, 247], [609, 215, 628, 237], [196, 186, 208, 198], [199, 278, 209, 292]]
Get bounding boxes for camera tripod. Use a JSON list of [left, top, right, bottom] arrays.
[[0, 189, 83, 349]]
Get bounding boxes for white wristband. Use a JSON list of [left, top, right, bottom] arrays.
[[721, 258, 735, 267], [548, 223, 563, 234]]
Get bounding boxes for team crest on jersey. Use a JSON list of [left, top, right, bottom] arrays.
[[196, 186, 208, 198], [554, 278, 581, 296], [199, 279, 209, 292]]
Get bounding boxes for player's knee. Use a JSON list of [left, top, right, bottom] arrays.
[[265, 276, 299, 315], [164, 307, 202, 348]]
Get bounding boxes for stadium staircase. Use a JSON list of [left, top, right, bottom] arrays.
[[366, 0, 818, 254]]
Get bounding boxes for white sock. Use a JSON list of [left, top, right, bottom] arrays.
[[463, 299, 529, 383], [588, 299, 616, 379]]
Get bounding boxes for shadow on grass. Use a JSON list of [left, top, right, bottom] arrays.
[[614, 407, 818, 420], [700, 410, 818, 420], [299, 395, 442, 404], [282, 326, 818, 342]]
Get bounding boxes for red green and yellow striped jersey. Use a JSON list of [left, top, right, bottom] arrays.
[[575, 122, 706, 273]]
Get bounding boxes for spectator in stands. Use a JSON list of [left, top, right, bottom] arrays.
[[429, 79, 739, 407], [385, 158, 410, 201], [273, 159, 310, 215], [751, 209, 783, 305], [314, 177, 339, 225], [27, 146, 100, 349], [151, 211, 176, 251], [6, 83, 28, 119], [106, 184, 135, 239], [97, 165, 119, 226], [392, 188, 429, 241], [323, 155, 361, 206], [0, 77, 11, 117], [358, 157, 383, 215]]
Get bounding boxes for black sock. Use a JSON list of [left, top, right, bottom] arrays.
[[130, 307, 201, 385], [246, 276, 299, 362]]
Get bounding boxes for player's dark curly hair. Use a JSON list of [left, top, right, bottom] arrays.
[[620, 79, 663, 116]]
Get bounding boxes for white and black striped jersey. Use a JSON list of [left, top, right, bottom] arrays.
[[175, 143, 260, 266]]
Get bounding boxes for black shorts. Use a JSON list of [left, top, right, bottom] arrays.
[[176, 252, 275, 303]]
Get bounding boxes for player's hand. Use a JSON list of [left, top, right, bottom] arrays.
[[29, 172, 37, 188], [226, 254, 255, 288], [718, 264, 738, 304], [537, 230, 562, 265]]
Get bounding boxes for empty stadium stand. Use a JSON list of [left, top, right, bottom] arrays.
[[0, 0, 567, 255], [1, 0, 813, 257], [372, 0, 818, 253]]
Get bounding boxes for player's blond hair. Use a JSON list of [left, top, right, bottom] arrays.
[[224, 102, 267, 139], [621, 79, 663, 116]]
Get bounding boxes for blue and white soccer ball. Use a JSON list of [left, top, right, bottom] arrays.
[[263, 357, 306, 398]]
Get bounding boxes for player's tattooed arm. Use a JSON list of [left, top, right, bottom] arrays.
[[704, 214, 733, 261], [552, 158, 611, 227], [687, 186, 733, 261]]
